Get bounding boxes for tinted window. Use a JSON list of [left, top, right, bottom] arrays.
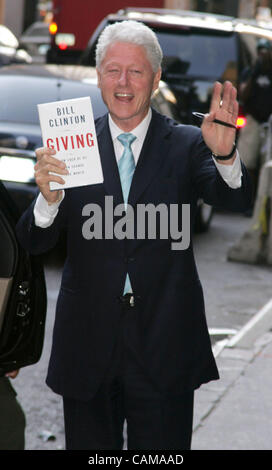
[[155, 28, 237, 79], [239, 33, 259, 67], [85, 23, 237, 81], [0, 76, 107, 124]]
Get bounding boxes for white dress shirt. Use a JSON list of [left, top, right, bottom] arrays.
[[34, 109, 242, 228]]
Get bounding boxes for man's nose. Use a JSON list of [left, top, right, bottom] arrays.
[[118, 70, 128, 85]]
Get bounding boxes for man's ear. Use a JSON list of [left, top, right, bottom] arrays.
[[153, 67, 162, 92], [96, 68, 101, 89]]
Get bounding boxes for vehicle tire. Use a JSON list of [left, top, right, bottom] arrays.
[[194, 201, 213, 233]]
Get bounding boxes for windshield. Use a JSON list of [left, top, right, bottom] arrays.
[[154, 28, 237, 80]]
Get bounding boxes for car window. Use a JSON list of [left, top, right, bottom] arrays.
[[154, 28, 237, 80], [0, 76, 107, 124], [86, 24, 237, 81]]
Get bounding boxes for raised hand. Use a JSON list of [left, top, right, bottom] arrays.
[[201, 81, 238, 163]]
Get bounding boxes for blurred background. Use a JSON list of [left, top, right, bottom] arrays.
[[2, 0, 272, 39], [1, 1, 272, 61]]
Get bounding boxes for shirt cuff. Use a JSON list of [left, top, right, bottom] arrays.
[[212, 150, 242, 189], [33, 191, 65, 228]]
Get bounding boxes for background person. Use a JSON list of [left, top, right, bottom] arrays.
[[237, 38, 272, 203], [16, 20, 252, 450]]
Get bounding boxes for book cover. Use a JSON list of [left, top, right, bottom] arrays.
[[38, 96, 103, 190]]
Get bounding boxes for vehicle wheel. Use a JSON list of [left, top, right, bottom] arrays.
[[194, 201, 213, 233]]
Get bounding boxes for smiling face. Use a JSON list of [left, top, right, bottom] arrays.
[[97, 42, 161, 132]]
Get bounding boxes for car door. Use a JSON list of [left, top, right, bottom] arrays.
[[0, 181, 47, 375]]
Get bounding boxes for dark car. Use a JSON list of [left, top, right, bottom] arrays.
[[0, 64, 108, 213], [0, 63, 212, 231], [80, 7, 272, 125], [0, 24, 32, 66], [0, 65, 177, 204]]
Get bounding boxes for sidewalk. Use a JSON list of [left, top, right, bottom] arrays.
[[192, 298, 272, 450]]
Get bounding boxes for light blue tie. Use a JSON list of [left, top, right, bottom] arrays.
[[117, 133, 136, 205], [117, 133, 136, 294]]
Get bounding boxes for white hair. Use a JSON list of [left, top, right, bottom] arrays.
[[95, 20, 163, 72]]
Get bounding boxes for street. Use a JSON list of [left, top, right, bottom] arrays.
[[195, 211, 272, 334], [14, 209, 272, 450]]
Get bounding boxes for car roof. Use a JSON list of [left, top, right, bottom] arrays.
[[0, 64, 108, 124], [0, 63, 98, 81], [104, 7, 272, 39], [22, 21, 49, 32], [20, 21, 50, 39], [0, 63, 179, 126], [119, 7, 235, 25]]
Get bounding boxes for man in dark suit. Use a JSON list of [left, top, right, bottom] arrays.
[[17, 20, 252, 450]]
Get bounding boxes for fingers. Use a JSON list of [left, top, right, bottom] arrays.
[[232, 97, 239, 120], [210, 81, 222, 113], [34, 147, 68, 203], [34, 147, 68, 185], [210, 81, 238, 115], [222, 84, 238, 125], [35, 146, 55, 162], [220, 81, 233, 112], [204, 111, 215, 123], [35, 147, 65, 171]]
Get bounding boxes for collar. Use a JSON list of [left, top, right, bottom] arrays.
[[108, 108, 152, 142]]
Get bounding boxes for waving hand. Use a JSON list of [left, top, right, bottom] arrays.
[[201, 81, 238, 164]]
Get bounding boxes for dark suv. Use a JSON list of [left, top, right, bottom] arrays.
[[80, 7, 272, 124]]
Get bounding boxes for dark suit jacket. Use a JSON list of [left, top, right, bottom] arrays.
[[16, 109, 252, 401]]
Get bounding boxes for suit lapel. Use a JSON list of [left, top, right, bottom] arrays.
[[128, 110, 172, 207], [96, 115, 124, 207], [96, 110, 173, 209]]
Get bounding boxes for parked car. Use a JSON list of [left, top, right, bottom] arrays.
[[80, 7, 272, 126], [0, 24, 32, 66], [19, 21, 50, 63], [0, 64, 106, 212], [0, 63, 212, 231]]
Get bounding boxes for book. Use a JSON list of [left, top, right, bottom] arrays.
[[38, 96, 104, 191]]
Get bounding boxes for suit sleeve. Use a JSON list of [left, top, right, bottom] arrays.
[[16, 194, 68, 255]]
